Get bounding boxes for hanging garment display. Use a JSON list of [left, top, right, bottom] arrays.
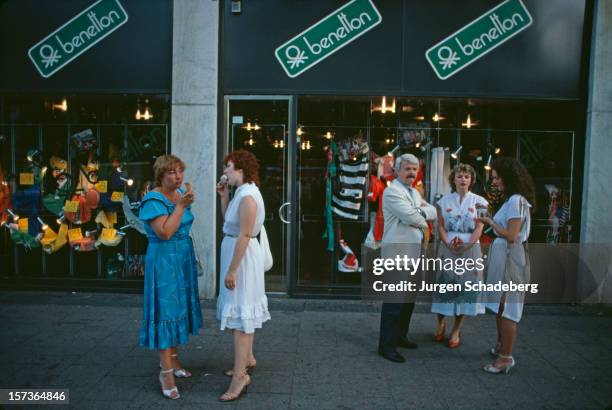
[[428, 147, 451, 204], [122, 195, 145, 234], [41, 223, 69, 254], [322, 141, 338, 252], [364, 175, 386, 249], [332, 138, 369, 220], [64, 189, 100, 225], [99, 169, 125, 212], [0, 164, 11, 224], [106, 253, 125, 279], [338, 239, 360, 272]]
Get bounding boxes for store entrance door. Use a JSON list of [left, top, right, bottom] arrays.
[[225, 97, 295, 293]]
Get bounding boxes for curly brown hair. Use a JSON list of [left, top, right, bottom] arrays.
[[224, 149, 260, 186], [491, 157, 536, 211], [449, 163, 476, 191]]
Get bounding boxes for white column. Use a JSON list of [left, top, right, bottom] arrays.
[[581, 0, 612, 303], [171, 0, 219, 299]]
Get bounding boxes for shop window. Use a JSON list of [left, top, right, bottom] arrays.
[[295, 96, 580, 290], [1, 95, 169, 283]]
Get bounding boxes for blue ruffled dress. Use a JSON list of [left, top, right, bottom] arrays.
[[138, 189, 203, 350]]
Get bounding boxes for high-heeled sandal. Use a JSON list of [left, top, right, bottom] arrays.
[[434, 322, 446, 342], [448, 332, 460, 349], [224, 361, 256, 377], [483, 354, 515, 374], [219, 373, 251, 402], [159, 367, 180, 400], [489, 342, 501, 357], [170, 353, 192, 378]]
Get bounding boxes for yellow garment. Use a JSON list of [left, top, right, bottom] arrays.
[[42, 224, 68, 254], [40, 227, 58, 246], [95, 210, 114, 228], [49, 156, 68, 171]]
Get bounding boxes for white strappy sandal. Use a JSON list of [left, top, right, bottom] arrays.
[[159, 367, 180, 399], [483, 354, 516, 374], [171, 353, 192, 378]]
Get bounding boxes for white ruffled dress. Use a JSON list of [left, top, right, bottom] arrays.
[[216, 183, 271, 333]]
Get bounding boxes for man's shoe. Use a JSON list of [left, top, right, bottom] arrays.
[[398, 339, 419, 349], [378, 349, 406, 363]]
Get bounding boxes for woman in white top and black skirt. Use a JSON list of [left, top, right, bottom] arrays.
[[477, 157, 535, 374]]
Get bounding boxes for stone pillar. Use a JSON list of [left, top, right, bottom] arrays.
[[172, 0, 219, 299], [581, 0, 612, 304]]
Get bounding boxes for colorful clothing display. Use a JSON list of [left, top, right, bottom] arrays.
[[428, 147, 451, 204]]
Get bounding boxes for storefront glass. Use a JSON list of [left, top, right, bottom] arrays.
[[0, 95, 170, 288], [225, 95, 580, 295]]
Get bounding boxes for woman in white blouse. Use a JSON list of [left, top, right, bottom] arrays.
[[432, 164, 488, 348], [478, 157, 535, 374]]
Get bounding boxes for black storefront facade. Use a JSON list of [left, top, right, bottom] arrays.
[[0, 0, 595, 298], [0, 0, 173, 290], [220, 0, 594, 296]]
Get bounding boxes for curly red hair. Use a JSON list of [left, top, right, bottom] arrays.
[[224, 149, 260, 186]]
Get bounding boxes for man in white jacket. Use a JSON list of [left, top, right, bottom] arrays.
[[378, 153, 437, 363]]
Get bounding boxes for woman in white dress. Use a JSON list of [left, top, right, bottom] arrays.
[[431, 164, 488, 348], [477, 157, 534, 374], [216, 150, 271, 401]]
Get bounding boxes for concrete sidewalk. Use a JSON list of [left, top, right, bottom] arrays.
[[1, 292, 611, 409]]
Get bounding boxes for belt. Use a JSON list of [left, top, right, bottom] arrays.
[[224, 233, 258, 239]]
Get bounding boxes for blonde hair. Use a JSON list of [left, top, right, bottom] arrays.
[[153, 155, 186, 187], [449, 163, 476, 191]]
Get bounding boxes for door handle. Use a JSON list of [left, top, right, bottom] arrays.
[[278, 202, 291, 224]]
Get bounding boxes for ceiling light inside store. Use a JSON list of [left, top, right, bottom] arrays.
[[372, 96, 396, 114], [142, 107, 153, 120], [244, 122, 261, 131], [296, 127, 304, 136], [451, 146, 463, 159], [462, 114, 478, 128], [247, 136, 255, 146], [301, 141, 312, 150], [52, 98, 68, 112], [324, 131, 333, 140], [432, 113, 445, 122], [420, 141, 432, 152], [414, 116, 425, 121], [402, 105, 414, 113]]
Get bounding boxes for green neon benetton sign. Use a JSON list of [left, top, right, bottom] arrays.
[[426, 0, 533, 80], [275, 0, 382, 78], [28, 0, 128, 78]]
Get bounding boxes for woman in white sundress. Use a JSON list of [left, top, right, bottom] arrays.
[[477, 157, 534, 375], [216, 149, 270, 402], [431, 163, 488, 349]]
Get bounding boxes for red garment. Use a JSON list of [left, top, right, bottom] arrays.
[[0, 166, 11, 224], [368, 175, 386, 241]]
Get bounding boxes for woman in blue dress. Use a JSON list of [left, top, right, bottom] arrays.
[[138, 155, 202, 400]]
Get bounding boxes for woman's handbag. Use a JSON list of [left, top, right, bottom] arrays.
[[259, 225, 273, 272], [504, 198, 530, 285]]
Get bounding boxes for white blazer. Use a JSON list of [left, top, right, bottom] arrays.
[[381, 179, 437, 259]]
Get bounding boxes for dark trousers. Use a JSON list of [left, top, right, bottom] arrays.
[[378, 302, 415, 352]]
